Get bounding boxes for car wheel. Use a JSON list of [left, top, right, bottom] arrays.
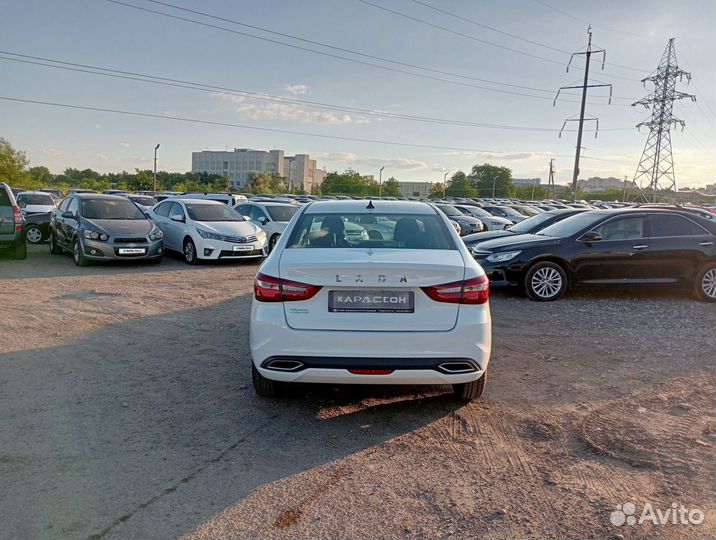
[[525, 261, 568, 301], [695, 263, 716, 302], [25, 225, 44, 244], [183, 237, 198, 264], [49, 230, 61, 255], [14, 241, 27, 260], [453, 371, 487, 401], [268, 234, 279, 253], [73, 239, 88, 267], [252, 364, 285, 398]]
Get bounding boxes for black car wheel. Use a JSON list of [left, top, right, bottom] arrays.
[[73, 239, 88, 267], [525, 261, 568, 301], [695, 264, 716, 302], [25, 225, 44, 244], [14, 241, 27, 260], [183, 238, 198, 264], [49, 230, 61, 255], [268, 234, 279, 253], [252, 364, 285, 398], [453, 371, 487, 401]]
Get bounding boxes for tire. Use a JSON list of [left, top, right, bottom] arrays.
[[695, 263, 716, 302], [252, 364, 285, 398], [49, 230, 61, 255], [14, 241, 27, 260], [25, 225, 44, 244], [268, 234, 279, 253], [73, 239, 88, 267], [183, 237, 198, 264], [453, 371, 487, 401], [525, 261, 568, 301]]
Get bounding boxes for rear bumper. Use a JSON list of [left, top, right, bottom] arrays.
[[250, 302, 491, 385]]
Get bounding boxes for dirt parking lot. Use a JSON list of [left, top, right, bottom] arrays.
[[1, 244, 715, 540]]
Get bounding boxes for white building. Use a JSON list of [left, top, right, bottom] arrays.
[[512, 178, 541, 186], [191, 148, 326, 191], [398, 181, 433, 197]]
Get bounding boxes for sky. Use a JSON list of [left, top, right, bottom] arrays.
[[1, 0, 714, 188]]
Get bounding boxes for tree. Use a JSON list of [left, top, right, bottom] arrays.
[[28, 166, 53, 185], [382, 176, 401, 197], [246, 172, 285, 194], [511, 184, 549, 200], [429, 183, 445, 198], [445, 171, 477, 198], [0, 138, 31, 186], [468, 163, 512, 198], [320, 170, 379, 196]]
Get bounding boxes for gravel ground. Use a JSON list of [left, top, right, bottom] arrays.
[[1, 244, 714, 540]]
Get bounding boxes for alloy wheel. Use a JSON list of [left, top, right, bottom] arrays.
[[531, 267, 563, 299], [26, 226, 43, 244], [184, 240, 195, 263], [702, 268, 716, 300], [73, 242, 80, 264]]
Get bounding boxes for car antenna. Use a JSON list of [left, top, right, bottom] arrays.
[[366, 200, 375, 209]]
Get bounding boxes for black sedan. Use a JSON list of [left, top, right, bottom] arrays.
[[462, 209, 586, 247], [472, 208, 716, 301]]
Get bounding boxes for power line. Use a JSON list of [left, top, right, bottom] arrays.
[[107, 0, 565, 99], [0, 51, 633, 133], [0, 95, 618, 163], [356, 0, 644, 83]]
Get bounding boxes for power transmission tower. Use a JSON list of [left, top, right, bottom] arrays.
[[547, 159, 556, 198], [554, 27, 612, 202], [630, 38, 695, 202]]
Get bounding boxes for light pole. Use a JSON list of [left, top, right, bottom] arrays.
[[443, 171, 449, 198], [287, 160, 292, 193], [378, 166, 385, 197], [492, 174, 498, 198], [153, 144, 160, 193], [531, 178, 537, 200]]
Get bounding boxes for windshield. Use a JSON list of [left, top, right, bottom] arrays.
[[186, 203, 243, 222], [509, 212, 558, 233], [81, 199, 147, 220], [266, 205, 299, 222], [462, 206, 490, 217], [130, 196, 157, 206], [512, 206, 540, 216], [492, 206, 524, 217], [18, 193, 54, 206], [538, 212, 607, 237], [436, 205, 462, 217], [287, 212, 455, 250]]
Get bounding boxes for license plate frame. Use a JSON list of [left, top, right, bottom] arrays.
[[233, 244, 255, 251], [118, 248, 147, 255], [328, 290, 414, 313]]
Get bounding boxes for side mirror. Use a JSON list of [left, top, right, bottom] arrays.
[[242, 215, 251, 222], [259, 217, 269, 225], [170, 214, 185, 223], [18, 201, 26, 208], [579, 231, 602, 243], [61, 211, 76, 219]]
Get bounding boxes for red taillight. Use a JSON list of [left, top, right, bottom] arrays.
[[421, 275, 490, 305], [348, 369, 395, 375], [254, 272, 321, 302], [13, 206, 23, 228]]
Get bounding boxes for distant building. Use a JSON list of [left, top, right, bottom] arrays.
[[398, 181, 433, 197], [191, 148, 325, 191], [512, 178, 541, 186], [578, 176, 635, 192]]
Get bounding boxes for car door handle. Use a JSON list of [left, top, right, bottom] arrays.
[[698, 241, 713, 246], [632, 244, 648, 250]]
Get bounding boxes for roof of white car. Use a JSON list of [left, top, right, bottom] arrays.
[[167, 198, 223, 205], [247, 201, 299, 207], [303, 199, 436, 214]]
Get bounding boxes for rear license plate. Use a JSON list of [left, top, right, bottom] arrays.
[[328, 290, 414, 313], [118, 248, 146, 255], [233, 244, 255, 251]]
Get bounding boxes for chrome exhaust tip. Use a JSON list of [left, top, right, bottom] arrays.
[[264, 359, 305, 372], [438, 361, 478, 374]]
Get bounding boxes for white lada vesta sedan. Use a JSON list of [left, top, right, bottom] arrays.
[[249, 200, 492, 401]]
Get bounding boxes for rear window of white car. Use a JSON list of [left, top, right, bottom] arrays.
[[286, 212, 456, 250]]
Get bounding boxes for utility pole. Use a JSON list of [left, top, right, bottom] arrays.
[[554, 27, 612, 203], [379, 166, 385, 197], [491, 174, 498, 198], [443, 171, 448, 198], [622, 175, 629, 202], [631, 38, 694, 203], [153, 144, 160, 193], [531, 178, 537, 200], [547, 159, 556, 199]]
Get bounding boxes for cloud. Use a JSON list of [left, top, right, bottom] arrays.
[[284, 84, 308, 95], [119, 142, 130, 148], [314, 152, 429, 172], [213, 92, 360, 125], [442, 150, 540, 161], [41, 148, 61, 157]]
